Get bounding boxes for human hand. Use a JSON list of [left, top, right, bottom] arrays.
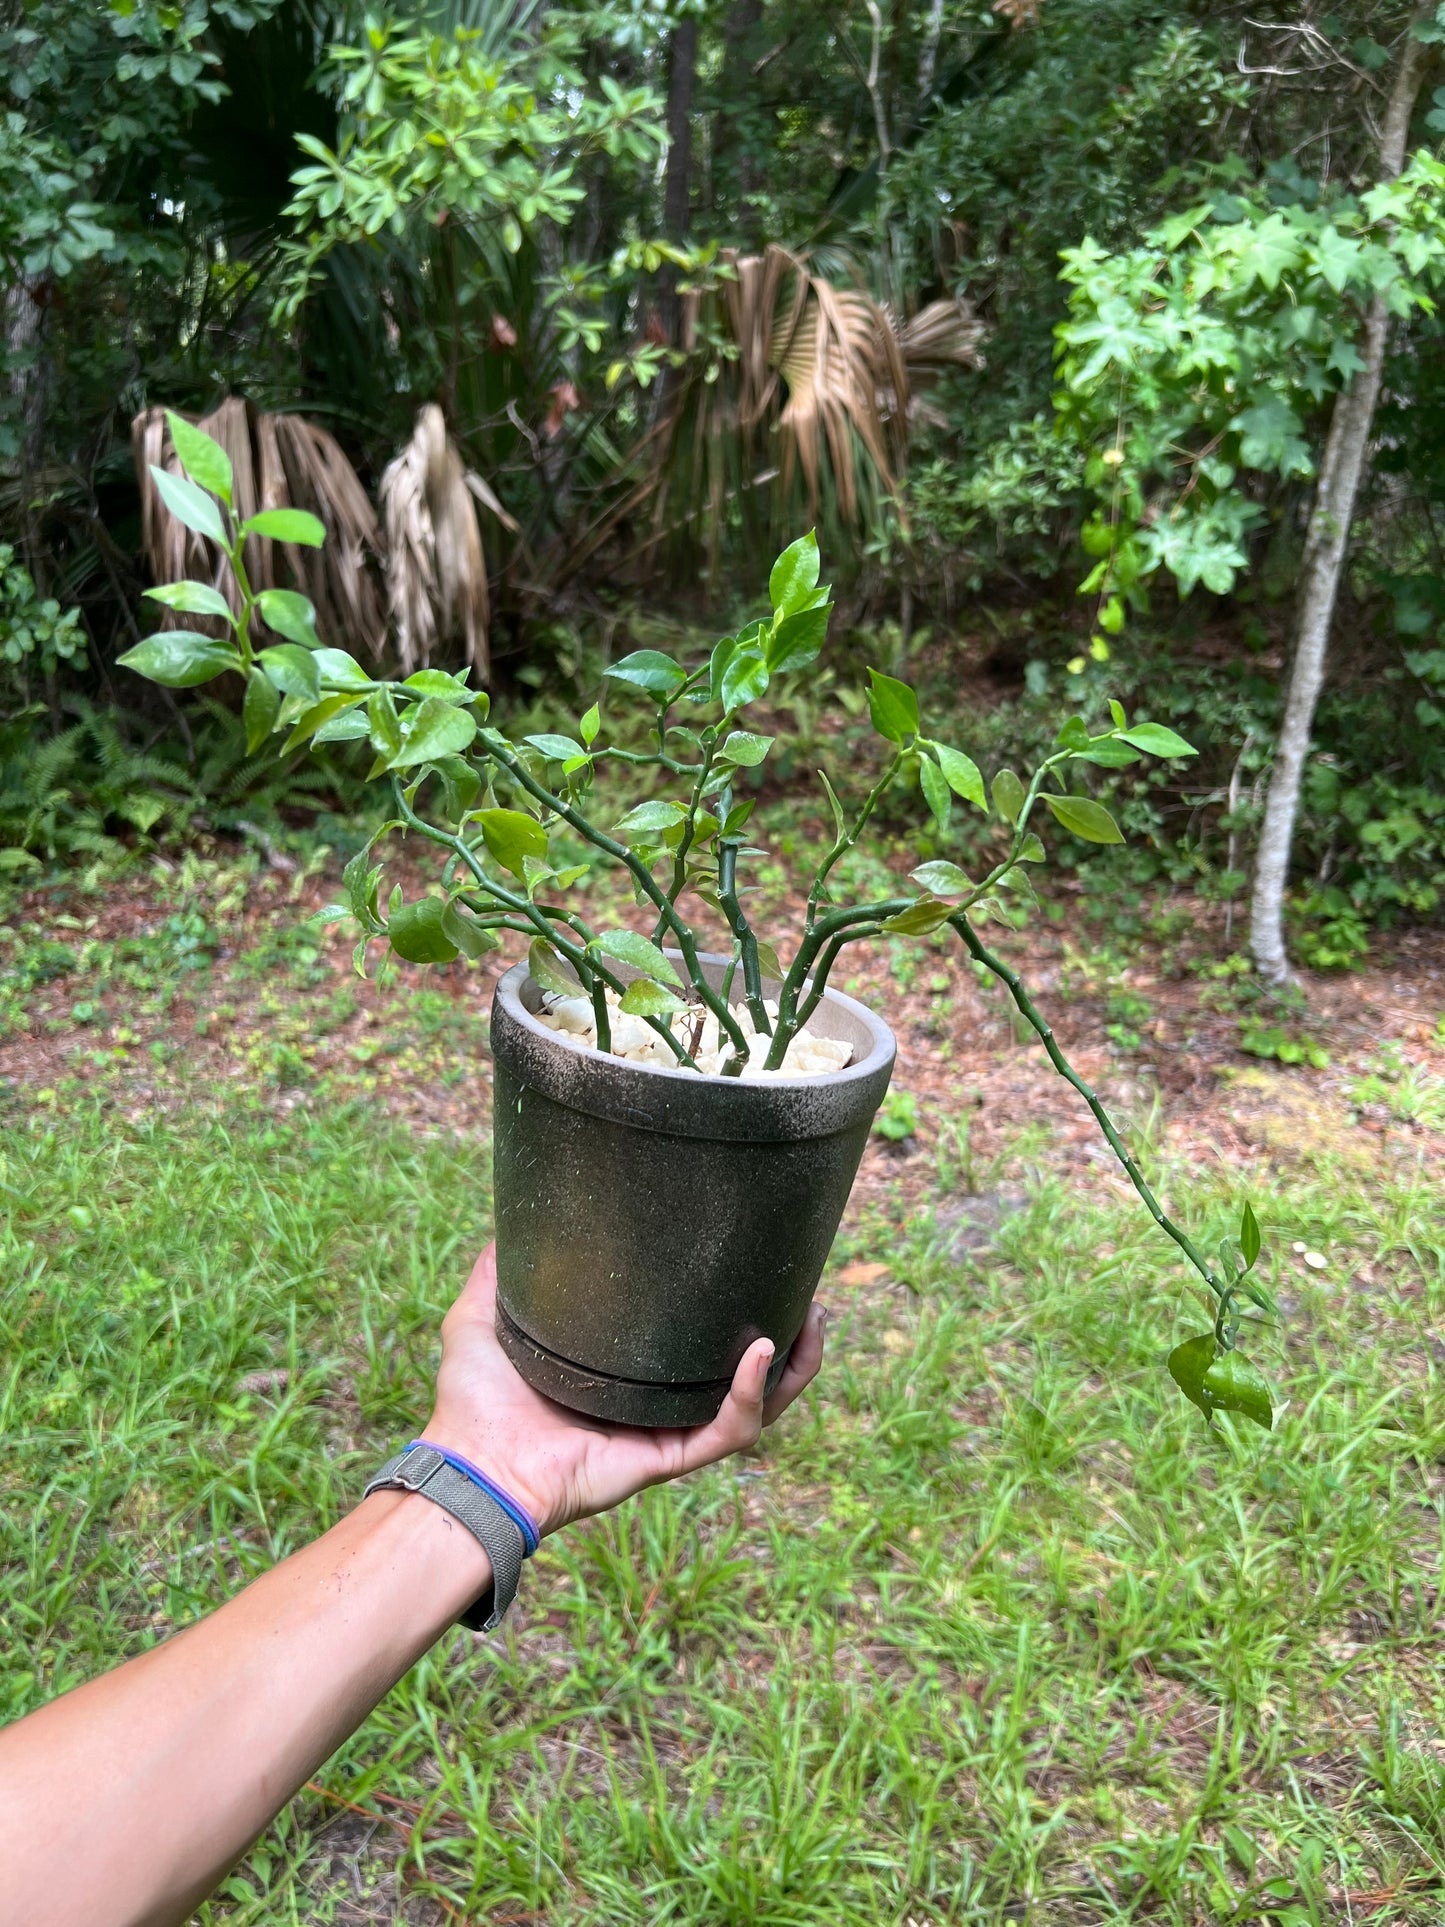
[[422, 1244, 826, 1538]]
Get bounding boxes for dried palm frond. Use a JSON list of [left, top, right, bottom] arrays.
[[379, 403, 508, 679], [132, 400, 387, 658], [630, 246, 982, 564]]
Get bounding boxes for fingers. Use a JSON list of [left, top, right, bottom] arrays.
[[763, 1301, 826, 1426]]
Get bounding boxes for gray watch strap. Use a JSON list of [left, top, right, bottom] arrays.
[[364, 1445, 525, 1632]]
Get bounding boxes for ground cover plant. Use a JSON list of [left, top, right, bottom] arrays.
[[119, 415, 1284, 1428], [2, 863, 1443, 1924]]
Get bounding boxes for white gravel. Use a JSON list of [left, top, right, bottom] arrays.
[[536, 989, 853, 1078]]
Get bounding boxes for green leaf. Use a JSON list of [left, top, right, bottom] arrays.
[[282, 695, 357, 754], [992, 768, 1026, 824], [1168, 1333, 1219, 1420], [1202, 1351, 1274, 1431], [118, 632, 241, 688], [579, 703, 600, 747], [525, 732, 586, 763], [255, 588, 319, 647], [1056, 716, 1090, 752], [932, 744, 986, 809], [1235, 212, 1299, 292], [1108, 698, 1127, 729], [613, 799, 687, 841], [1076, 740, 1141, 768], [434, 755, 481, 819], [404, 669, 474, 702], [368, 687, 402, 761], [144, 580, 232, 620], [313, 709, 370, 744], [1043, 793, 1124, 843], [166, 411, 232, 504], [243, 667, 281, 752], [718, 730, 773, 767], [620, 978, 685, 1018], [768, 531, 820, 613], [313, 648, 373, 693], [819, 768, 847, 842], [1017, 832, 1046, 862], [721, 645, 769, 711], [344, 849, 385, 934], [243, 508, 326, 547], [528, 938, 580, 997], [149, 465, 226, 545], [920, 755, 951, 831], [867, 668, 920, 743], [882, 895, 954, 935], [767, 604, 830, 673], [258, 644, 321, 705], [721, 797, 756, 837], [389, 696, 477, 769], [911, 859, 972, 897], [604, 650, 687, 698], [593, 929, 683, 986], [754, 940, 783, 983], [1240, 1200, 1261, 1270], [388, 897, 459, 964], [1118, 722, 1198, 759], [477, 808, 549, 876], [441, 901, 502, 960]]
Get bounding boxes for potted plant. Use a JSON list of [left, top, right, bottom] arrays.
[[122, 413, 1278, 1432]]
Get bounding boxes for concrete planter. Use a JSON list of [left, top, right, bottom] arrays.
[[489, 953, 896, 1426]]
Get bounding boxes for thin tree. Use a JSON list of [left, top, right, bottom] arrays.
[[1249, 7, 1437, 984]]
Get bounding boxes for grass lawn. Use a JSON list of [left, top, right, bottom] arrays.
[[3, 856, 1445, 1923]]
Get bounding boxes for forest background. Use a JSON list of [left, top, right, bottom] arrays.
[[4, 0, 1445, 974]]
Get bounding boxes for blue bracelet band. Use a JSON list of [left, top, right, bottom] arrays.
[[408, 1439, 541, 1554]]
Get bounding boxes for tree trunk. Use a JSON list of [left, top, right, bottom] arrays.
[[658, 17, 698, 343], [1248, 13, 1434, 984], [714, 0, 763, 220]]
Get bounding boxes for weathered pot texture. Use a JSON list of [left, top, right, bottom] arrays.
[[490, 953, 896, 1427]]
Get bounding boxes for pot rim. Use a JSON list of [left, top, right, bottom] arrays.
[[493, 951, 895, 1092]]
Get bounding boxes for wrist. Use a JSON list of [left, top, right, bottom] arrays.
[[421, 1415, 557, 1540], [355, 1486, 494, 1631]]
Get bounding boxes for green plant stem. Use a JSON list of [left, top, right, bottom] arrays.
[[483, 735, 750, 1067], [224, 525, 257, 669], [391, 779, 696, 1070], [588, 975, 612, 1054], [787, 924, 884, 1041], [949, 912, 1222, 1303], [593, 747, 699, 776], [656, 732, 719, 934], [770, 897, 911, 1064], [716, 840, 772, 1036], [805, 752, 902, 935]]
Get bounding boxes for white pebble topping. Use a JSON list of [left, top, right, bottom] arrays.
[[535, 989, 853, 1078]]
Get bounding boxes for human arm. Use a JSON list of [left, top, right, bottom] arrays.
[[0, 1245, 825, 1927]]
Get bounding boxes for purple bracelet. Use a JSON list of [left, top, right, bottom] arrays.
[[409, 1440, 541, 1554]]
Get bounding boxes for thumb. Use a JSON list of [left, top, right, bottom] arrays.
[[674, 1335, 773, 1474], [443, 1241, 498, 1336]]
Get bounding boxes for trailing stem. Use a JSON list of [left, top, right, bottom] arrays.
[[949, 911, 1223, 1306]]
